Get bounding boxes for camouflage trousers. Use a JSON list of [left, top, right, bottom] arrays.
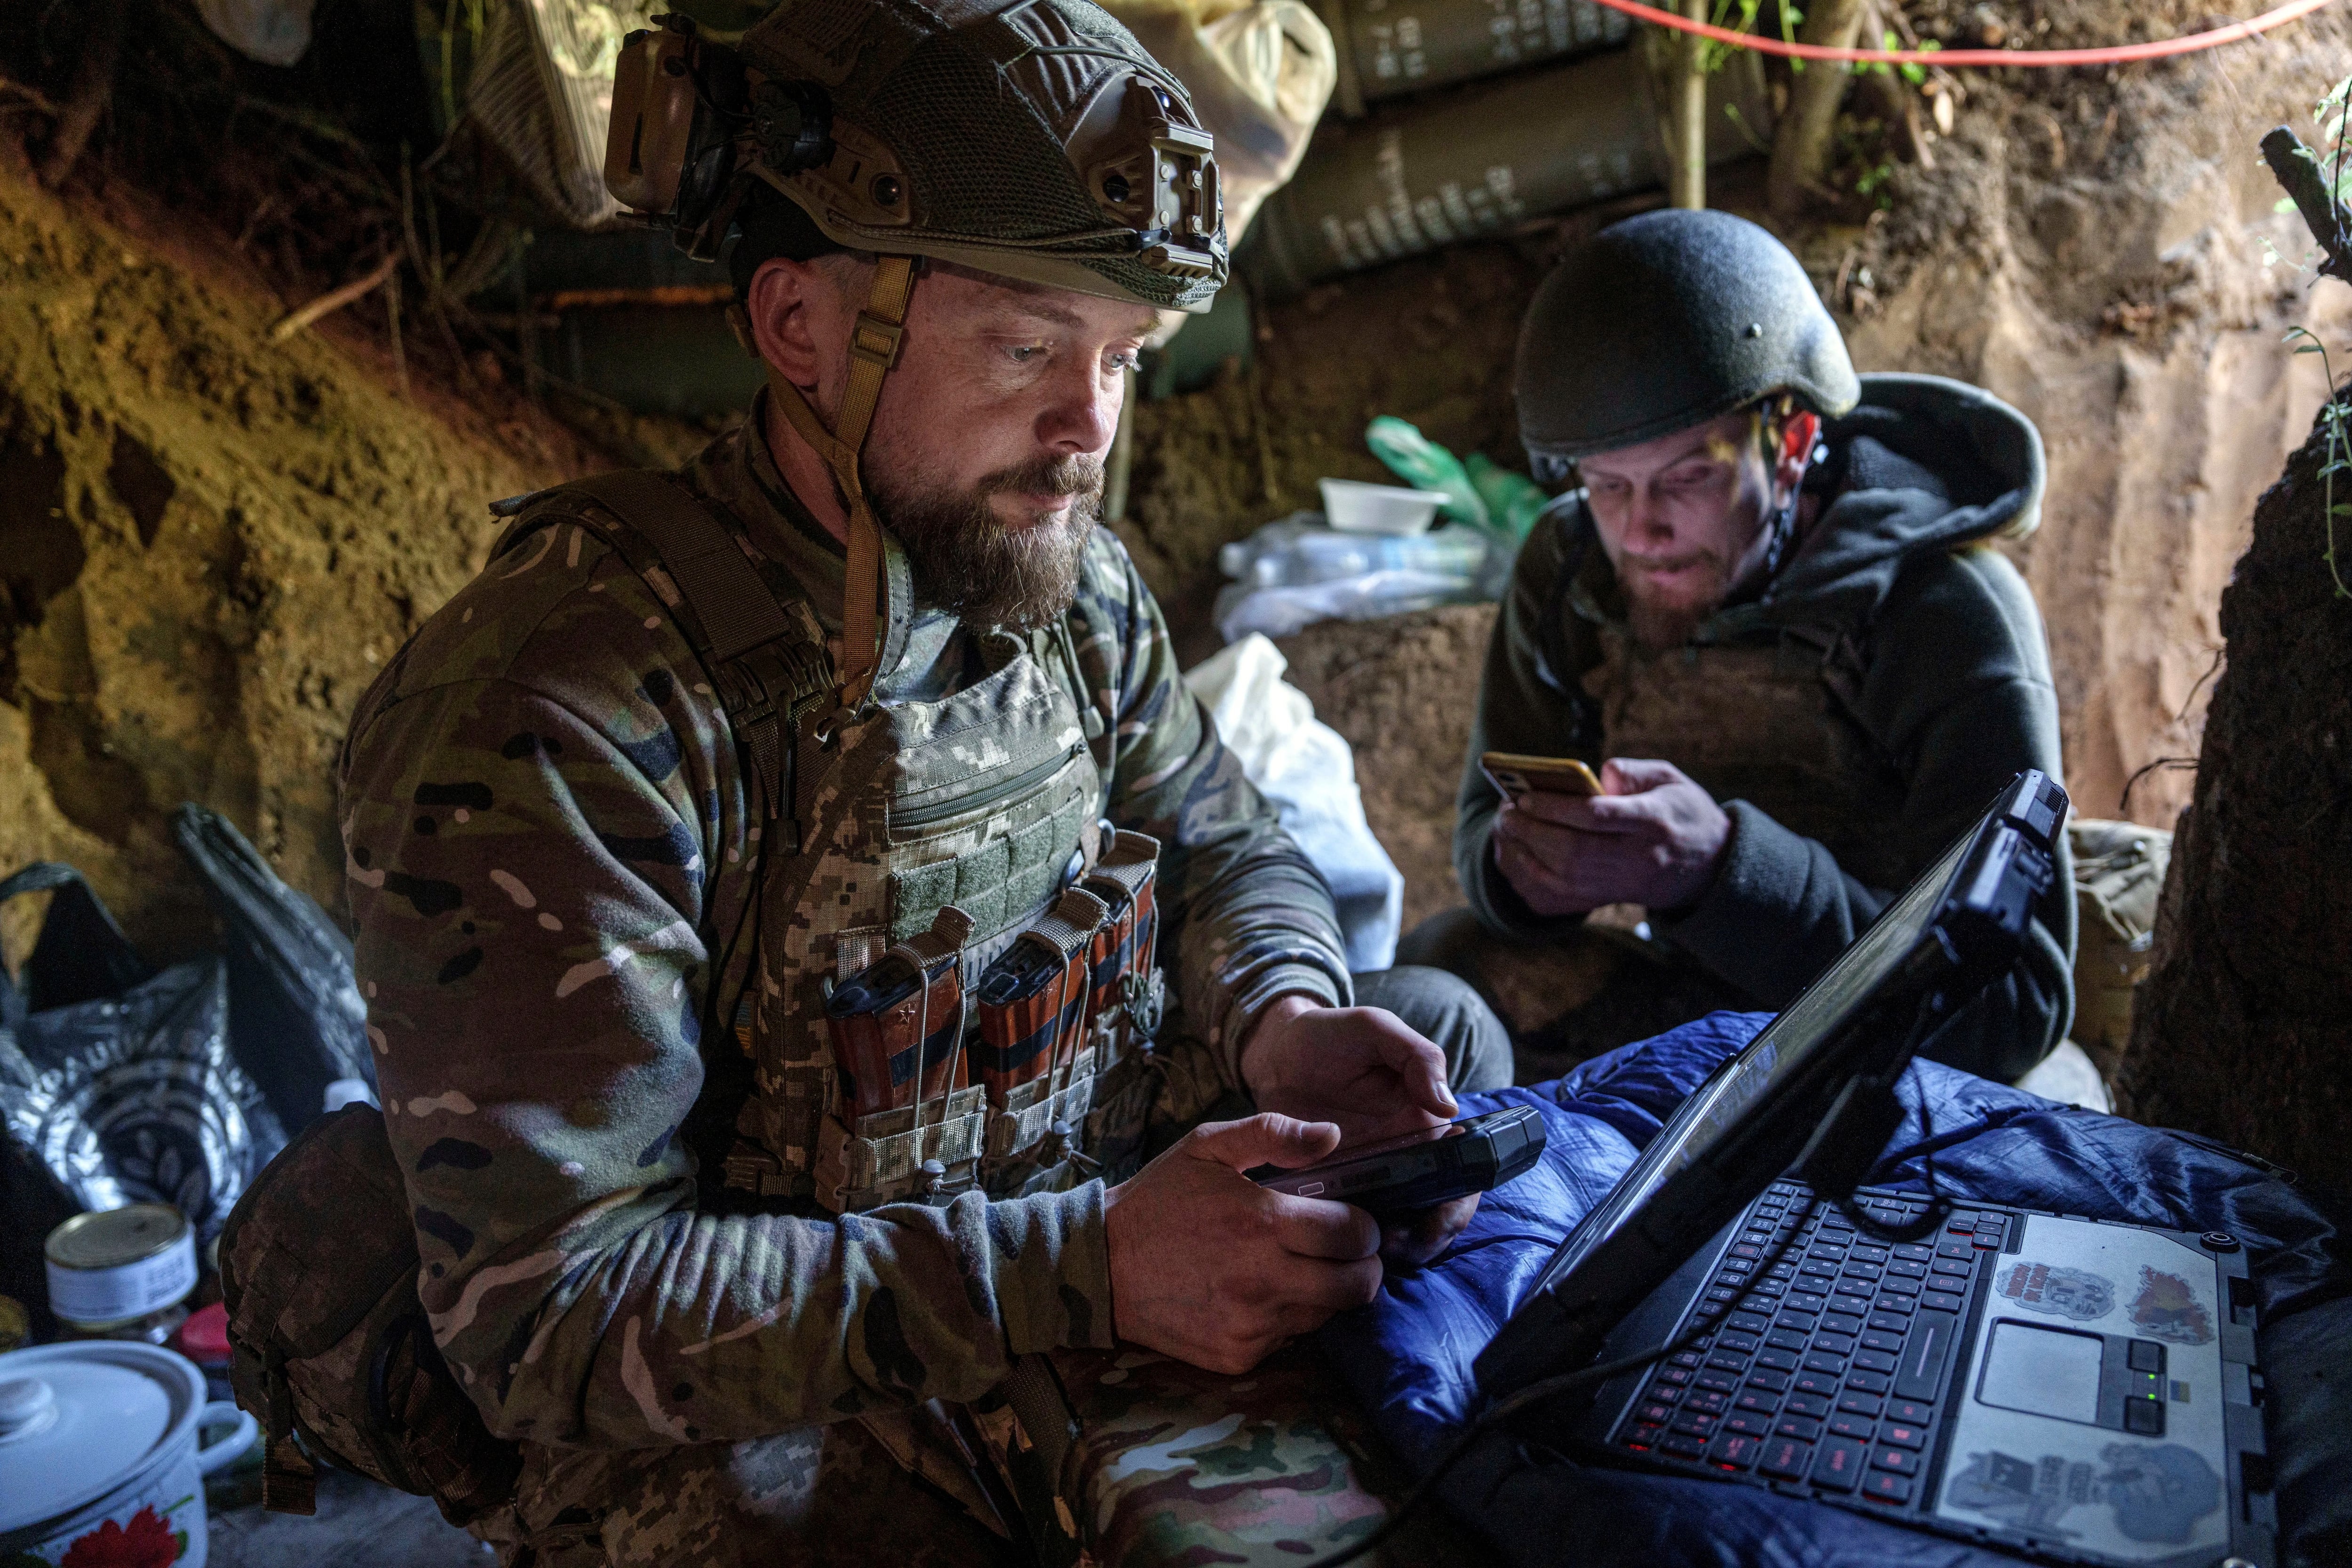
[[475, 1416, 1018, 1568], [469, 968, 1506, 1568]]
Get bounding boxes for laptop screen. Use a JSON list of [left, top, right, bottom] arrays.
[[1531, 825, 1976, 1294]]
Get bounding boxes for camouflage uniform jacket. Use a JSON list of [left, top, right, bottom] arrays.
[[338, 397, 1351, 1451]]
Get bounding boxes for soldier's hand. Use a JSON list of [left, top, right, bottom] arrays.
[[1103, 1114, 1383, 1375], [1239, 995, 1457, 1144], [1240, 998, 1481, 1266], [1493, 756, 1730, 915]]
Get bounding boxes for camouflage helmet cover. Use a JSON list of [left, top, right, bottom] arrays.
[[739, 0, 1227, 312]]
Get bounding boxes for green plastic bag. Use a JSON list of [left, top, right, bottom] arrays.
[[1364, 417, 1488, 530], [1465, 454, 1547, 543], [1363, 417, 1546, 542]]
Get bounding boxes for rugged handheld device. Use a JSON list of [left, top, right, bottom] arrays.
[[1481, 752, 1605, 801], [1252, 1105, 1548, 1218]]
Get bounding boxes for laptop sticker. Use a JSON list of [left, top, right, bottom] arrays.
[[2126, 1266, 2216, 1346], [1995, 1261, 2115, 1322], [1945, 1443, 2222, 1544]]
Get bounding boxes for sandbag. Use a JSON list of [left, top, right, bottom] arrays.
[[172, 804, 374, 1136], [429, 0, 656, 231], [1102, 0, 1336, 248], [2067, 818, 2170, 1085], [0, 865, 284, 1259]]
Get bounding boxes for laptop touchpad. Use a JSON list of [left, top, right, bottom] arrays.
[[1977, 1321, 2103, 1423]]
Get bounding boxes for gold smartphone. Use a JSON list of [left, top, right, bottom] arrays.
[[1480, 751, 1604, 801]]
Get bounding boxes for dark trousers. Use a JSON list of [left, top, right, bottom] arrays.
[[1351, 963, 1516, 1093], [1397, 906, 1753, 1084]]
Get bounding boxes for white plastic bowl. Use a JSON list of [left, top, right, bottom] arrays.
[[1318, 478, 1443, 536]]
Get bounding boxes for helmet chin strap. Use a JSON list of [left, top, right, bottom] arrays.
[[763, 253, 918, 723]]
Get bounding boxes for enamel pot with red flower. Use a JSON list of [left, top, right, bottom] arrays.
[[0, 1340, 257, 1567]]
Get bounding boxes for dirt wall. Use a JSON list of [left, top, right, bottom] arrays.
[[1274, 605, 1498, 938], [2123, 399, 2352, 1200], [1838, 0, 2352, 831], [0, 152, 615, 956]]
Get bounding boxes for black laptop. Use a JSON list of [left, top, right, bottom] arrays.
[[1474, 772, 2273, 1568]]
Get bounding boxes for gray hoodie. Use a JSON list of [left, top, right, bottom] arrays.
[[1455, 373, 2075, 1080]]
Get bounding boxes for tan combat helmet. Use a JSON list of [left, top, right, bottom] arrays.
[[604, 0, 1226, 717]]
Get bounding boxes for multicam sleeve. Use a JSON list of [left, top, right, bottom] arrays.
[[344, 621, 1109, 1451], [1074, 536, 1350, 1088]]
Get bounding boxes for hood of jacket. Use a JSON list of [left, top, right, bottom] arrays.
[[1739, 371, 2043, 637]]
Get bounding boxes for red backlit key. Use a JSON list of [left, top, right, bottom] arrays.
[[1811, 1436, 1867, 1492], [1757, 1437, 1813, 1480], [1709, 1433, 1764, 1470]]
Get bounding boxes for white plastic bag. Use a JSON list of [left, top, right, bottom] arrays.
[[2012, 1039, 2114, 1113], [1184, 636, 1404, 971], [1213, 511, 1495, 640], [1219, 511, 1493, 589], [1215, 569, 1484, 642]]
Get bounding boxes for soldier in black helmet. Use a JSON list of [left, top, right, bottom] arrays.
[[1403, 208, 2075, 1081]]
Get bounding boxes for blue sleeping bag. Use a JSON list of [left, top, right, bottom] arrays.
[[1319, 1013, 2352, 1567]]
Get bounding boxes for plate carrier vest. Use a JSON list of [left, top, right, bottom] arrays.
[[487, 470, 1165, 1214]]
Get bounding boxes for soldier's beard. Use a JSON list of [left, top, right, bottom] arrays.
[[1619, 550, 1733, 651], [871, 453, 1102, 632]]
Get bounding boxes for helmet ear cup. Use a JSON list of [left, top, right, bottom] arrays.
[[607, 18, 758, 259], [754, 80, 833, 177]]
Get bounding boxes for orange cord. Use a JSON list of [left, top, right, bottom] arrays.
[[1587, 0, 2336, 66]]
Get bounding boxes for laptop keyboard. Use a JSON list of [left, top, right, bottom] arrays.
[[1616, 1179, 2010, 1510]]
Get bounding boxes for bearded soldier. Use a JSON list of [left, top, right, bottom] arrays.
[[1406, 209, 2074, 1079], [337, 3, 1506, 1561]]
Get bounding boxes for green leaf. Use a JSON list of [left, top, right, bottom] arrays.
[[2279, 195, 2302, 214], [2297, 344, 2326, 353]]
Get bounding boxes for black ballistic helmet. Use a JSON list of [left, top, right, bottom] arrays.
[[1515, 209, 1859, 473]]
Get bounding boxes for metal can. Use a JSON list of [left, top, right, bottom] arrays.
[[44, 1206, 199, 1342]]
